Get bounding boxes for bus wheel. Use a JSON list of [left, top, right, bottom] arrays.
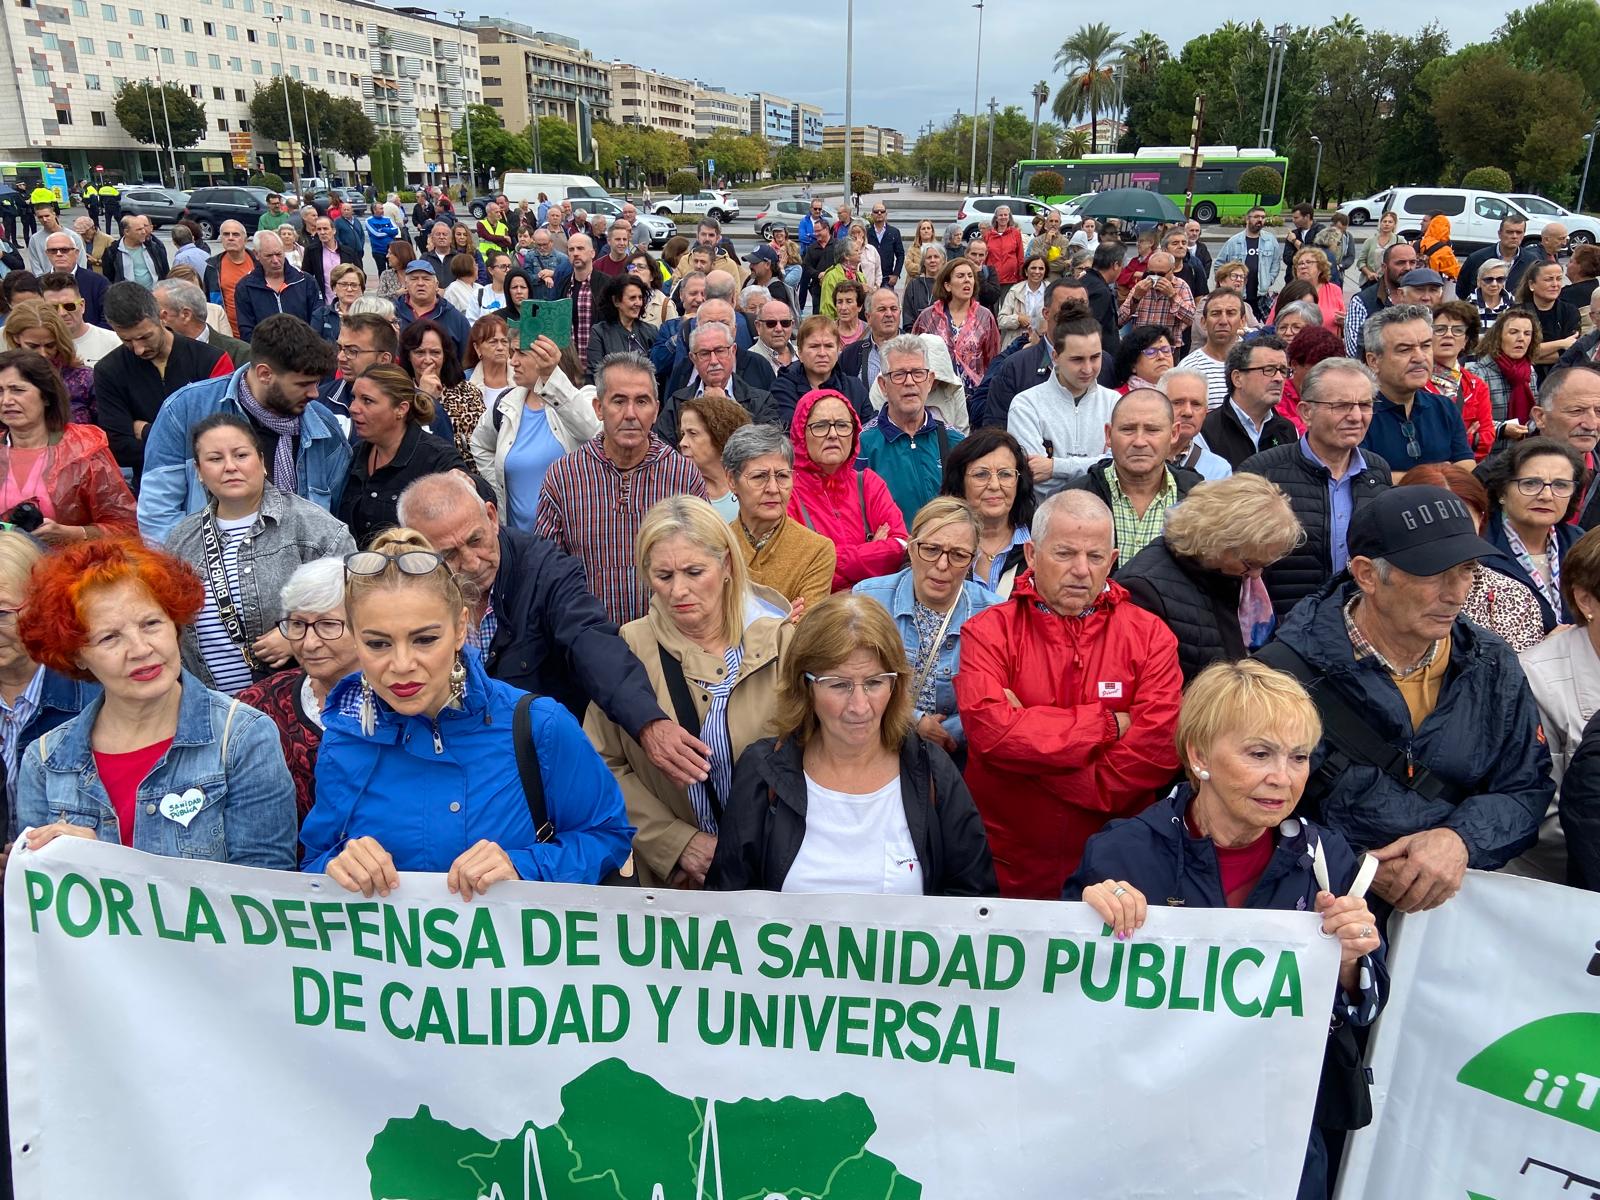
[[1192, 202, 1218, 224]]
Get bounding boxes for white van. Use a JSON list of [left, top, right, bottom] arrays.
[[499, 173, 610, 206]]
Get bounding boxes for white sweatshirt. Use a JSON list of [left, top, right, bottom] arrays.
[[1007, 372, 1119, 496]]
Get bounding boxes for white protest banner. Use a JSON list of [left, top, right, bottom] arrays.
[[7, 836, 1338, 1199], [1337, 871, 1600, 1200]]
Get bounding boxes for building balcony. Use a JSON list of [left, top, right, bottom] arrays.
[[438, 62, 461, 84], [398, 56, 421, 79]]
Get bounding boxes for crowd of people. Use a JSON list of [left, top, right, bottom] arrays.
[[0, 183, 1592, 1200]]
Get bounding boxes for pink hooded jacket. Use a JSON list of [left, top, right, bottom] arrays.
[[787, 388, 908, 591]]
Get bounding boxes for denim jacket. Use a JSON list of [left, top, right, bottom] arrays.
[[853, 568, 1000, 747], [14, 670, 299, 868], [135, 366, 353, 545], [168, 484, 356, 688]]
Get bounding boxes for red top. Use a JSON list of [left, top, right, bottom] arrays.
[[94, 738, 173, 847], [1186, 808, 1276, 907]]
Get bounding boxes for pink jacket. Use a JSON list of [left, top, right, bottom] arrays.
[[787, 388, 908, 590]]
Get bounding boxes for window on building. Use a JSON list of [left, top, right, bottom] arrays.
[[286, 34, 295, 48], [308, 67, 318, 80], [262, 1, 271, 12], [127, 7, 141, 22], [91, 110, 106, 125], [321, 40, 330, 53], [240, 118, 250, 131], [41, 31, 57, 48], [251, 60, 261, 73], [160, 48, 171, 63], [180, 15, 190, 28], [212, 86, 224, 99], [228, 55, 241, 70], [183, 49, 196, 64], [342, 16, 349, 28], [133, 45, 148, 60], [70, 0, 86, 11], [105, 41, 121, 57], [266, 31, 275, 45], [207, 52, 220, 67], [203, 19, 214, 33], [243, 0, 253, 10], [487, 97, 501, 107], [318, 11, 326, 23], [289, 64, 299, 78], [247, 28, 256, 41], [84, 72, 99, 88], [55, 107, 71, 124], [187, 83, 198, 96], [335, 44, 344, 57], [99, 2, 113, 17], [234, 87, 244, 99], [155, 12, 166, 27], [299, 8, 308, 22], [217, 118, 228, 131], [225, 24, 236, 38]]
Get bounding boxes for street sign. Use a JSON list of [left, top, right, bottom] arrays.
[[427, 163, 437, 174], [707, 158, 716, 175], [1177, 152, 1206, 169], [94, 164, 104, 173]]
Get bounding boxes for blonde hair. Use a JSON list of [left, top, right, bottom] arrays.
[[2, 298, 79, 367], [0, 528, 42, 595], [343, 527, 471, 627], [634, 495, 751, 643], [1292, 247, 1331, 285], [354, 363, 436, 426], [1162, 475, 1303, 564], [773, 593, 913, 751], [331, 263, 367, 290], [909, 496, 981, 547], [1176, 660, 1322, 787]]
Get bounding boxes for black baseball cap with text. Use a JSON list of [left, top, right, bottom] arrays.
[[1346, 486, 1496, 577]]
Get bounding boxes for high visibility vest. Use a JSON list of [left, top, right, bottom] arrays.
[[84, 185, 99, 198], [100, 184, 119, 199], [28, 187, 55, 205], [477, 218, 507, 259]]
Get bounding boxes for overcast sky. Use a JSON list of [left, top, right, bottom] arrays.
[[469, 3, 1512, 138]]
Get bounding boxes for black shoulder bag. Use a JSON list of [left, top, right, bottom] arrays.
[[512, 694, 637, 887], [655, 646, 723, 828]]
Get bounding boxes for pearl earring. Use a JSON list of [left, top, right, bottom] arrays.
[[1198, 769, 1211, 782]]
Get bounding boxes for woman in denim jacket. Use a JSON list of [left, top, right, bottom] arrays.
[[167, 414, 355, 694], [853, 498, 999, 761], [12, 538, 298, 868]]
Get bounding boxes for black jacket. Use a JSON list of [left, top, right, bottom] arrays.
[[1081, 269, 1122, 361], [1557, 707, 1600, 891], [1238, 441, 1393, 620], [71, 266, 109, 328], [1200, 401, 1298, 470], [100, 235, 170, 285], [299, 239, 363, 305], [901, 276, 936, 332], [93, 333, 229, 472], [1255, 576, 1552, 869], [586, 318, 658, 380], [1118, 538, 1246, 684], [663, 347, 776, 400], [1064, 458, 1203, 554], [337, 423, 473, 547], [657, 378, 779, 441], [707, 732, 997, 896], [838, 336, 899, 391], [203, 249, 256, 301], [485, 526, 668, 738], [1457, 244, 1538, 298], [979, 338, 1050, 429], [769, 360, 873, 428], [1486, 511, 1580, 632]]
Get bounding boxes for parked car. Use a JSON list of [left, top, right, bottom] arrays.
[[1508, 194, 1600, 245], [753, 200, 834, 238], [179, 186, 275, 237], [653, 190, 739, 222], [1338, 190, 1392, 226], [1381, 187, 1600, 253], [954, 194, 1059, 241], [117, 186, 190, 228], [300, 188, 368, 218], [583, 196, 673, 248]]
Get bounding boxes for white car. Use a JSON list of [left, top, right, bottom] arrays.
[[654, 189, 739, 222], [1338, 190, 1391, 226], [954, 194, 1060, 241], [1507, 194, 1600, 246], [583, 196, 674, 248]]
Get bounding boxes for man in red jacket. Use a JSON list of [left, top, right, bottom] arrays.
[[956, 489, 1183, 898]]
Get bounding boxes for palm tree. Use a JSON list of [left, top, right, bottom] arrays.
[[1059, 129, 1092, 158], [1052, 22, 1128, 154], [1326, 14, 1364, 37], [1123, 31, 1170, 75]]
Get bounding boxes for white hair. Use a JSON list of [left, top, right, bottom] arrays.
[[1031, 490, 1113, 545]]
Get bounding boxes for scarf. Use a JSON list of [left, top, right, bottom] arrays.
[[235, 385, 302, 493], [1238, 572, 1276, 650], [1496, 353, 1537, 423]]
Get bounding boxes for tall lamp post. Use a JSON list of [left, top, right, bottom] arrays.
[[1579, 122, 1600, 215], [448, 9, 476, 193], [1029, 80, 1048, 158], [269, 15, 302, 203], [968, 0, 984, 191], [1308, 135, 1323, 211], [150, 49, 179, 186], [141, 80, 163, 186], [842, 0, 854, 211]]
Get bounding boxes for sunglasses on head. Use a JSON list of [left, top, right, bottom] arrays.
[[345, 549, 448, 578]]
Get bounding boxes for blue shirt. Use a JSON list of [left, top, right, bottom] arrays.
[[1229, 399, 1266, 449], [1300, 435, 1367, 573], [503, 406, 565, 532], [1361, 390, 1472, 473]]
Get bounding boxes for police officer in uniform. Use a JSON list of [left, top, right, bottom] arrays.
[[99, 180, 120, 234], [84, 182, 101, 229]]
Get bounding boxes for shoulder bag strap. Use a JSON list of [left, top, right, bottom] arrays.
[[200, 510, 261, 672], [219, 698, 243, 762], [909, 598, 961, 705], [936, 422, 950, 466], [512, 694, 554, 843], [857, 470, 870, 540], [656, 645, 721, 822], [1256, 641, 1455, 805]]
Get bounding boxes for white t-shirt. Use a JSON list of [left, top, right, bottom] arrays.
[[73, 322, 123, 369], [783, 774, 923, 896]]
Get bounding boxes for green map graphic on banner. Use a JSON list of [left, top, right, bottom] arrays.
[[366, 1057, 922, 1200], [1455, 1011, 1600, 1134]]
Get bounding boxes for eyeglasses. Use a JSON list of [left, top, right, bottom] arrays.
[[1432, 324, 1469, 337], [1480, 276, 1507, 286], [336, 342, 377, 359], [1399, 419, 1421, 460], [967, 467, 1019, 486], [885, 368, 931, 384], [761, 318, 794, 329], [741, 468, 793, 488], [806, 419, 853, 437], [1512, 477, 1578, 496], [912, 541, 976, 568], [49, 300, 78, 313], [345, 549, 448, 577], [277, 617, 347, 640], [1307, 401, 1374, 416], [45, 245, 74, 254], [1239, 364, 1290, 378], [1141, 345, 1174, 358], [804, 671, 900, 699]]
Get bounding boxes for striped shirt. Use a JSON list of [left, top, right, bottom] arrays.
[[1175, 346, 1230, 410], [687, 644, 743, 834], [533, 435, 708, 626], [193, 513, 257, 695]]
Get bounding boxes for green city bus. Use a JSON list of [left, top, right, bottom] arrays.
[[1014, 147, 1289, 223]]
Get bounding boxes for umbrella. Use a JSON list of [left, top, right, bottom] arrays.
[[1075, 187, 1185, 223]]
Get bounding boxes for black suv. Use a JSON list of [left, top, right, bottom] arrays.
[[180, 186, 274, 236]]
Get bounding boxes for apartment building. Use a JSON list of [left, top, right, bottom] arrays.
[[608, 62, 696, 137], [694, 86, 748, 138], [471, 19, 608, 132], [822, 124, 906, 157], [791, 101, 824, 150], [747, 92, 792, 147], [0, 0, 478, 184]]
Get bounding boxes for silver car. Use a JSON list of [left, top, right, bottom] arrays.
[[584, 196, 673, 249], [117, 186, 190, 228]]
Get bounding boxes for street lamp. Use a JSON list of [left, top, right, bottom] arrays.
[[447, 10, 476, 194], [270, 14, 302, 204], [842, 0, 854, 211], [150, 49, 179, 187], [1309, 135, 1323, 210], [1580, 122, 1600, 215], [969, 0, 984, 191], [1029, 80, 1048, 159]]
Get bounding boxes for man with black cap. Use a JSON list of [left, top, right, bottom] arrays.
[[745, 244, 792, 310], [1256, 485, 1553, 915]]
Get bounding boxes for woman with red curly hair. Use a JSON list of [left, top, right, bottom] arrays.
[[11, 538, 297, 867]]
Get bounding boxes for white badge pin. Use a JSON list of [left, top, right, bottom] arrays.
[[1098, 681, 1123, 699], [158, 788, 206, 828]]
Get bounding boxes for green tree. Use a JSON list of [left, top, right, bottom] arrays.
[[325, 97, 376, 170], [1238, 165, 1285, 204], [1123, 32, 1170, 74], [666, 170, 701, 196], [113, 81, 206, 148], [1052, 22, 1127, 152], [1060, 128, 1091, 157], [525, 117, 579, 172], [1029, 170, 1066, 198], [1462, 166, 1515, 191], [453, 103, 530, 179], [1497, 0, 1600, 103], [704, 129, 767, 181], [369, 135, 407, 196], [248, 78, 325, 146], [1432, 51, 1591, 191], [248, 171, 287, 192]]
